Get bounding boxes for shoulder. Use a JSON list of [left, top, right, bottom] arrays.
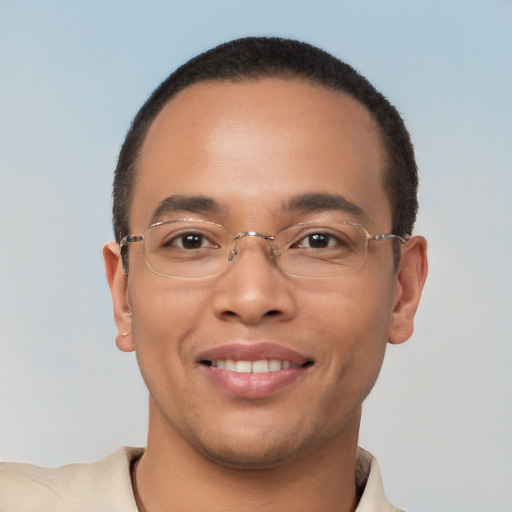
[[355, 447, 406, 512], [0, 446, 143, 512]]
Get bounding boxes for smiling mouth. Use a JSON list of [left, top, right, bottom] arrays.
[[199, 346, 314, 398], [201, 359, 314, 373]]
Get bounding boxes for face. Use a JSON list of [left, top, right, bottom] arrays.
[[106, 78, 424, 469]]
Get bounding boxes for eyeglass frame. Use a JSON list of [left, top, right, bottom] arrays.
[[119, 218, 410, 280]]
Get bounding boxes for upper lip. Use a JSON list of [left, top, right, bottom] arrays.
[[198, 342, 313, 366]]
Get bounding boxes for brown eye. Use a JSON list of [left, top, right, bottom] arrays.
[[305, 233, 331, 248], [162, 232, 217, 250], [178, 233, 206, 250], [295, 232, 340, 249]]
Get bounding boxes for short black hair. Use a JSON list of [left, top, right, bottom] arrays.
[[113, 37, 418, 266]]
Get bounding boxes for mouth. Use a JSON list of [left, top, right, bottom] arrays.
[[201, 359, 313, 373], [198, 343, 314, 399]]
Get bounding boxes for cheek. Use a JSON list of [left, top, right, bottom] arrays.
[[127, 275, 212, 384], [305, 278, 393, 342], [308, 280, 393, 385], [129, 272, 211, 338]]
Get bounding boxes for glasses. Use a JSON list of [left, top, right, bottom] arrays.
[[120, 219, 409, 280]]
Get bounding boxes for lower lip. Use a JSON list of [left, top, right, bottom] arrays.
[[203, 366, 308, 399]]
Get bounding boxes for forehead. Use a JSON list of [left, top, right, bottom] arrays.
[[131, 77, 390, 230]]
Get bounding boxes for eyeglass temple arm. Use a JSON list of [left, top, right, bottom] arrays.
[[369, 233, 410, 244], [119, 235, 144, 249]]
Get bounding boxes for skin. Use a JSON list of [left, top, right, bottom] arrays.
[[104, 78, 427, 512]]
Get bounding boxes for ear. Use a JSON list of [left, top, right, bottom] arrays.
[[388, 236, 428, 345], [103, 241, 135, 352]]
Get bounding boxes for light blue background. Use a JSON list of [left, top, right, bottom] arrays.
[[1, 2, 511, 511]]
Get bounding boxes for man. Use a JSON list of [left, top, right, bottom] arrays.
[[0, 37, 427, 511]]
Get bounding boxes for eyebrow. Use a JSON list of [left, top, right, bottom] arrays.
[[284, 193, 366, 220], [150, 192, 367, 225], [151, 195, 224, 224]]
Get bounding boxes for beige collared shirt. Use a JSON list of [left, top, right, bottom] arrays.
[[0, 447, 404, 511]]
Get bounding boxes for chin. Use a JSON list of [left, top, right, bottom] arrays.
[[195, 439, 302, 470], [187, 421, 326, 471]]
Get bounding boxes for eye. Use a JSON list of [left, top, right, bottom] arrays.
[[165, 232, 218, 250], [293, 232, 343, 249]]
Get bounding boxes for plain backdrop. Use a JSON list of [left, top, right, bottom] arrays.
[[1, 2, 511, 511]]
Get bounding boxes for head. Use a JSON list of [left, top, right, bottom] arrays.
[[104, 37, 427, 470], [113, 37, 418, 268]]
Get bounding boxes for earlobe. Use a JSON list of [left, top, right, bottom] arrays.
[[388, 236, 428, 345], [103, 241, 135, 352]]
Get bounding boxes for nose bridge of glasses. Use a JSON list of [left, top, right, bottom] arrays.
[[233, 231, 274, 241], [227, 231, 277, 263]]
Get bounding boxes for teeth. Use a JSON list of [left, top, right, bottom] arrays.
[[211, 359, 297, 373], [234, 361, 252, 373], [269, 359, 282, 371], [252, 360, 269, 373]]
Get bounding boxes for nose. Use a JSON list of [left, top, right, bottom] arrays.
[[212, 235, 297, 325]]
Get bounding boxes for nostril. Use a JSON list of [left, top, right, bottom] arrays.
[[265, 310, 281, 317]]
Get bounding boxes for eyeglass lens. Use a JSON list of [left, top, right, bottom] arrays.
[[142, 220, 369, 279]]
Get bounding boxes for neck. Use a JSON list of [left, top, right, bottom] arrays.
[[134, 403, 362, 512]]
